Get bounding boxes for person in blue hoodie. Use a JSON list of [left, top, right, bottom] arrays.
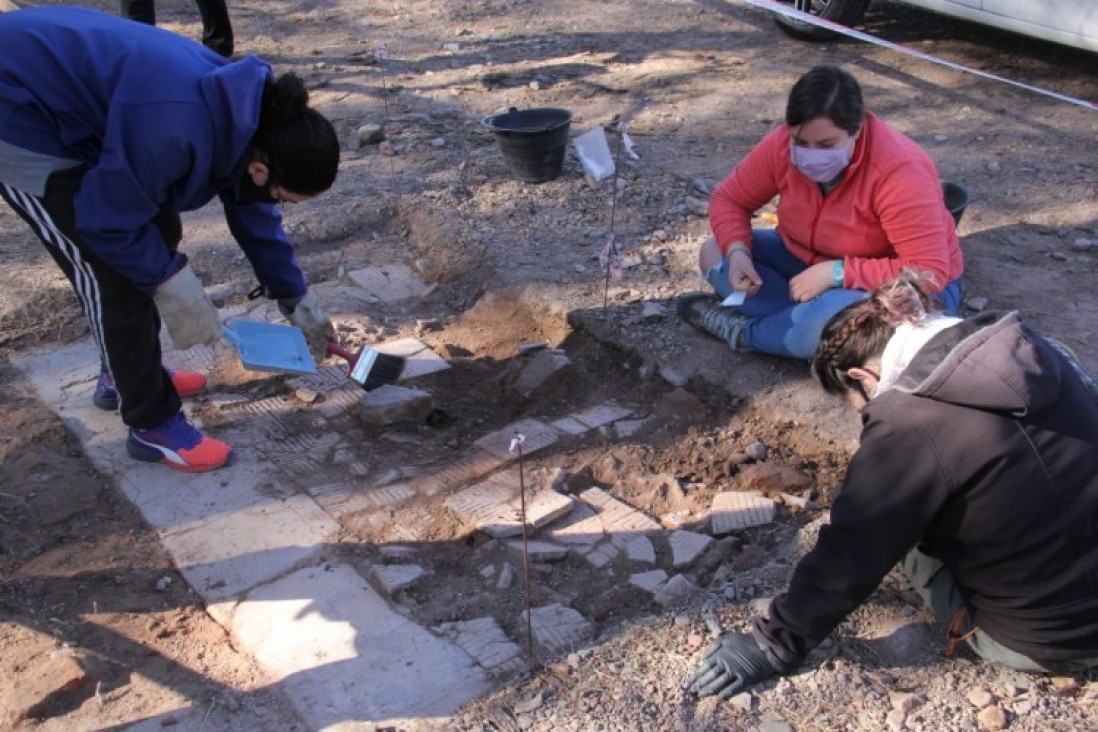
[[0, 6, 340, 472]]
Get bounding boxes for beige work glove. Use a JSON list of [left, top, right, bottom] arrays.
[[277, 290, 335, 364], [153, 264, 222, 350]]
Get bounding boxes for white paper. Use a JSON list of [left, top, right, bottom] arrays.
[[573, 127, 615, 181], [721, 291, 746, 307], [622, 131, 640, 160]]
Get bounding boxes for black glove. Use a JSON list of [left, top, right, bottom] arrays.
[[689, 632, 779, 699]]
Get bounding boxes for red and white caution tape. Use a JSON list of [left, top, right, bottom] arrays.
[[740, 0, 1097, 111]]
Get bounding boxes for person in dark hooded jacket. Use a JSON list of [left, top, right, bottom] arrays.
[[691, 270, 1098, 700], [0, 7, 340, 472]]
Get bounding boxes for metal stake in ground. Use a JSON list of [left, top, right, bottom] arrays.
[[599, 119, 628, 311], [509, 432, 535, 666]]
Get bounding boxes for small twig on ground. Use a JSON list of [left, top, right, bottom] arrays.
[[198, 697, 218, 731]]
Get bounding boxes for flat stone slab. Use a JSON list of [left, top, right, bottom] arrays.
[[377, 337, 451, 381], [654, 574, 697, 608], [572, 402, 634, 429], [669, 530, 713, 568], [346, 264, 431, 303], [226, 563, 492, 727], [371, 563, 427, 594], [410, 450, 505, 497], [435, 617, 527, 678], [505, 539, 570, 562], [550, 416, 590, 436], [444, 473, 516, 536], [495, 562, 515, 589], [286, 364, 358, 393], [445, 472, 575, 538], [629, 569, 669, 593], [320, 481, 417, 518], [515, 350, 574, 397], [519, 604, 593, 656], [521, 489, 575, 530], [473, 418, 560, 459], [546, 502, 604, 547], [624, 535, 657, 564], [578, 487, 662, 534], [710, 491, 777, 534], [160, 492, 340, 605], [614, 418, 651, 439], [357, 384, 434, 427], [579, 540, 620, 569]]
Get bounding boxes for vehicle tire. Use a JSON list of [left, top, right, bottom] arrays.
[[773, 0, 872, 42]]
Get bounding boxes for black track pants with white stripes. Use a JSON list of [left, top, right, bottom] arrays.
[[1, 166, 183, 429]]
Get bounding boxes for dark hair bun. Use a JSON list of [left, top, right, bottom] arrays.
[[253, 71, 339, 195], [266, 73, 309, 122]]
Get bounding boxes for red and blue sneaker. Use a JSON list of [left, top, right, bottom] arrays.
[[94, 368, 207, 411], [126, 411, 233, 473]]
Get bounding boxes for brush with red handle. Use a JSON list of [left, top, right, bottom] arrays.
[[326, 339, 406, 391]]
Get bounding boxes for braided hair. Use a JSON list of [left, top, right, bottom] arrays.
[[252, 73, 339, 195], [812, 270, 939, 396]]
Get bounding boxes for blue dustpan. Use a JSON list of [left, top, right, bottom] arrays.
[[222, 321, 317, 375]]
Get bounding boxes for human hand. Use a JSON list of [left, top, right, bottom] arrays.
[[726, 248, 762, 297], [153, 264, 222, 350], [689, 632, 778, 700], [278, 290, 335, 363], [789, 260, 837, 302]]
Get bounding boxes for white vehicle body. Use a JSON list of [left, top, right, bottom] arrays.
[[774, 0, 1098, 53], [902, 0, 1098, 52]]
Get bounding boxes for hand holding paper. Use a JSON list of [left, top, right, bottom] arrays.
[[722, 290, 746, 307]]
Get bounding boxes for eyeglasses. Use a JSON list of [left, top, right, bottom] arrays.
[[264, 161, 293, 211]]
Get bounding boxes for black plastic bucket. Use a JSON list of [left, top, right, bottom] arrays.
[[942, 181, 971, 227], [484, 107, 573, 183]]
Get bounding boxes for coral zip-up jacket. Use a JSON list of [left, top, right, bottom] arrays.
[[709, 113, 963, 293]]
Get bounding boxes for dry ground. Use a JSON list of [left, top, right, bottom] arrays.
[[1, 0, 1096, 730]]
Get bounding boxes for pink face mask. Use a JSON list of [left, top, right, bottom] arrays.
[[791, 136, 855, 183]]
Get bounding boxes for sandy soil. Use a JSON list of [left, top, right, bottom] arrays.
[[1, 0, 1095, 729]]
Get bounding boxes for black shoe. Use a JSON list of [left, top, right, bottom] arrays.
[[676, 292, 748, 348], [676, 293, 722, 339]]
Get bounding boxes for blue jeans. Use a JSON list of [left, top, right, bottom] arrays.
[[706, 229, 963, 360]]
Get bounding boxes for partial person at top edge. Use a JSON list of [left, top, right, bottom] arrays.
[[0, 6, 339, 473], [121, 0, 234, 59], [677, 64, 965, 361]]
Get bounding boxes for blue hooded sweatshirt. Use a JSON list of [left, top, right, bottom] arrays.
[[0, 6, 306, 299]]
